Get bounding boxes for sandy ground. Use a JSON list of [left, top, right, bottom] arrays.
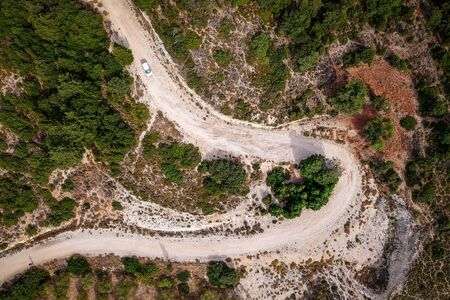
[[0, 0, 366, 285]]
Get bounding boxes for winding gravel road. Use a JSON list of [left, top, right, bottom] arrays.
[[0, 0, 361, 283]]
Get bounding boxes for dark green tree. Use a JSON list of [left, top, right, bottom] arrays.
[[400, 116, 418, 131], [67, 256, 90, 276], [329, 80, 367, 115], [364, 116, 395, 151], [207, 261, 239, 289]]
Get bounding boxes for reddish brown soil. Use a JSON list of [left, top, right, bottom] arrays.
[[340, 58, 420, 171], [347, 57, 417, 115]]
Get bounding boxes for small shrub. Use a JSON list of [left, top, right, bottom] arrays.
[[400, 116, 418, 131], [207, 261, 239, 289], [214, 73, 225, 82], [371, 95, 391, 112], [343, 47, 376, 68], [213, 49, 233, 67], [26, 224, 38, 236], [67, 256, 90, 276], [386, 54, 410, 71], [262, 195, 272, 205], [97, 279, 113, 294], [61, 179, 75, 192], [176, 270, 190, 282], [414, 183, 436, 202], [122, 257, 141, 274], [140, 262, 158, 277], [112, 201, 123, 211], [115, 278, 138, 300], [198, 201, 214, 215], [156, 276, 175, 288], [80, 273, 95, 290], [184, 30, 202, 49], [178, 282, 190, 294], [369, 160, 402, 191], [218, 18, 235, 38]]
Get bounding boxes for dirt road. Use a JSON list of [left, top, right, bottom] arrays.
[[0, 0, 362, 283]]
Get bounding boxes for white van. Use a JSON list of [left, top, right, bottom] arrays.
[[142, 61, 153, 77]]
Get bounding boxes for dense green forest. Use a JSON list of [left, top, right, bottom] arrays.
[[0, 0, 140, 226]]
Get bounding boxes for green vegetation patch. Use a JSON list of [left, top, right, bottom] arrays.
[[343, 47, 376, 68], [368, 160, 401, 191], [0, 267, 50, 300], [213, 49, 233, 67], [266, 154, 340, 219], [207, 261, 239, 289], [198, 159, 247, 195], [364, 116, 395, 151], [26, 224, 38, 237], [329, 80, 367, 115], [0, 176, 38, 227], [67, 256, 91, 276], [218, 18, 235, 38], [400, 116, 418, 131], [46, 197, 77, 227], [248, 32, 289, 95], [370, 94, 391, 112], [112, 44, 134, 67], [112, 201, 124, 211], [0, 0, 138, 182], [386, 54, 410, 71], [416, 80, 448, 117], [142, 134, 201, 184]]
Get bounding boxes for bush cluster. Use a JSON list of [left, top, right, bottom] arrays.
[[248, 32, 289, 95], [213, 49, 233, 67], [198, 159, 247, 195], [400, 116, 418, 131], [142, 137, 201, 184], [266, 154, 339, 219], [0, 176, 37, 227], [0, 268, 50, 300], [329, 80, 367, 115], [207, 261, 239, 289], [369, 160, 401, 191], [386, 54, 410, 71], [46, 197, 77, 227], [364, 116, 395, 151], [67, 256, 91, 276], [343, 47, 376, 68]]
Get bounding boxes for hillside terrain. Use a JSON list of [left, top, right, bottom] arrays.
[[0, 0, 448, 299]]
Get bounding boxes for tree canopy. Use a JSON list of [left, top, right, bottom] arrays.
[[0, 0, 138, 182], [198, 159, 247, 194], [266, 154, 339, 218], [207, 261, 239, 289], [364, 116, 395, 151], [329, 80, 367, 115]]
